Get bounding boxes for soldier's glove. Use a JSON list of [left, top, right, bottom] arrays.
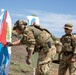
[[26, 56, 32, 65], [6, 42, 13, 46]]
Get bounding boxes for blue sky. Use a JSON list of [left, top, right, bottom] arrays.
[[0, 0, 76, 37]]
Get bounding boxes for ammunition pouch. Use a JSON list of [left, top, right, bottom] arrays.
[[62, 52, 74, 60], [63, 52, 73, 56], [41, 43, 50, 52], [35, 41, 51, 53], [35, 30, 53, 53]]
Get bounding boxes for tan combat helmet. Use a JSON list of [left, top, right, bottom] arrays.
[[13, 20, 27, 30], [64, 23, 73, 30]]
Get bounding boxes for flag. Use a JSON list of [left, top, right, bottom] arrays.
[[0, 9, 12, 46], [26, 16, 39, 25], [0, 9, 12, 75]]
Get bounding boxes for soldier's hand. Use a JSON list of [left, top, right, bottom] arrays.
[[26, 57, 32, 65], [70, 58, 75, 63], [6, 42, 13, 46], [70, 54, 76, 63]]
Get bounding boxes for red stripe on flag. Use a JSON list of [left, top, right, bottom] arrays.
[[0, 11, 8, 46]]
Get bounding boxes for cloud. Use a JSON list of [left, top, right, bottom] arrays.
[[9, 9, 76, 37]]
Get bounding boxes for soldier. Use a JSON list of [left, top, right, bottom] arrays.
[[7, 20, 56, 75], [58, 23, 76, 75]]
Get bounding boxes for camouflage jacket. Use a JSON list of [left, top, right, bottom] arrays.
[[20, 25, 54, 51], [60, 34, 76, 53]]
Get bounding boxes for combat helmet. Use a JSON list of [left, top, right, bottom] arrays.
[[64, 23, 73, 30], [13, 20, 27, 30]]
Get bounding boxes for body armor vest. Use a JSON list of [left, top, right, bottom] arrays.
[[24, 25, 54, 52], [27, 26, 42, 39], [61, 34, 73, 52]]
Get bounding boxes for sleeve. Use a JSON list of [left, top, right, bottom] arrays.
[[60, 35, 64, 43], [20, 28, 36, 50], [71, 35, 76, 53], [60, 37, 62, 42]]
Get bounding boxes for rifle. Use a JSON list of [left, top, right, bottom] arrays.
[[52, 52, 62, 64], [52, 60, 60, 64]]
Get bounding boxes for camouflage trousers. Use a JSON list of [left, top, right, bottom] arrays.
[[36, 60, 51, 75], [58, 55, 76, 75], [36, 45, 56, 75]]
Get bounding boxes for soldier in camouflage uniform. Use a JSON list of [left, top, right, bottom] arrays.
[[8, 20, 56, 75], [58, 23, 76, 75]]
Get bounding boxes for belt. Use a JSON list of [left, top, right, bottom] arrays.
[[39, 60, 51, 65], [63, 52, 73, 56]]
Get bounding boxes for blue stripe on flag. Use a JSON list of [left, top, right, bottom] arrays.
[[0, 10, 6, 24], [30, 18, 36, 25], [0, 43, 9, 75]]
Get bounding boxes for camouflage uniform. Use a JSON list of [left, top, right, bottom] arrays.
[[58, 23, 76, 75], [14, 22, 56, 75]]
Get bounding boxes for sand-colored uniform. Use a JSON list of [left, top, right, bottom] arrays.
[[20, 25, 56, 75], [58, 34, 76, 75]]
